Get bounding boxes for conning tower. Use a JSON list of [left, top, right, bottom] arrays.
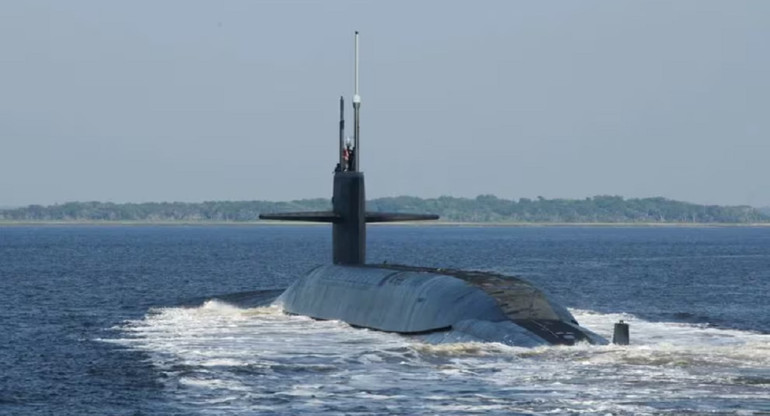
[[259, 32, 438, 264]]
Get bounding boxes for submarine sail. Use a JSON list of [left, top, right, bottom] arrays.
[[259, 32, 607, 347], [259, 31, 437, 265]]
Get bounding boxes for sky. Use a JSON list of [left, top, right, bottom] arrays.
[[1, 1, 768, 207]]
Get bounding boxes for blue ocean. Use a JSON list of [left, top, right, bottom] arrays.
[[1, 225, 768, 415]]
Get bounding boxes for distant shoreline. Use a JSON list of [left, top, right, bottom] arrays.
[[2, 220, 769, 228], [3, 196, 767, 224]]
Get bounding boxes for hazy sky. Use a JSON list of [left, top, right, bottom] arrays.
[[1, 1, 768, 207]]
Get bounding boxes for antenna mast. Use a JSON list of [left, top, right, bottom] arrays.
[[339, 96, 345, 168], [352, 31, 361, 172]]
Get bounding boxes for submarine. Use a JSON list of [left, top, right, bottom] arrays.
[[259, 32, 608, 347]]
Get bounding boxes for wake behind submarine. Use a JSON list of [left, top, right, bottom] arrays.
[[260, 32, 608, 347]]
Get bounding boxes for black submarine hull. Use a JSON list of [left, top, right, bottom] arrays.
[[278, 264, 608, 347]]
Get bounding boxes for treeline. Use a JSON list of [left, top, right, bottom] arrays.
[[369, 195, 768, 223], [0, 199, 328, 222], [1, 195, 767, 224]]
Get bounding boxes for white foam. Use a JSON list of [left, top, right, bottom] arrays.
[[571, 309, 770, 368], [108, 302, 770, 415]]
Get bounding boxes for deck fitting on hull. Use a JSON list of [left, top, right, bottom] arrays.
[[612, 320, 630, 345]]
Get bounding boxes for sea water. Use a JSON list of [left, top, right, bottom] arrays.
[[1, 225, 768, 415]]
